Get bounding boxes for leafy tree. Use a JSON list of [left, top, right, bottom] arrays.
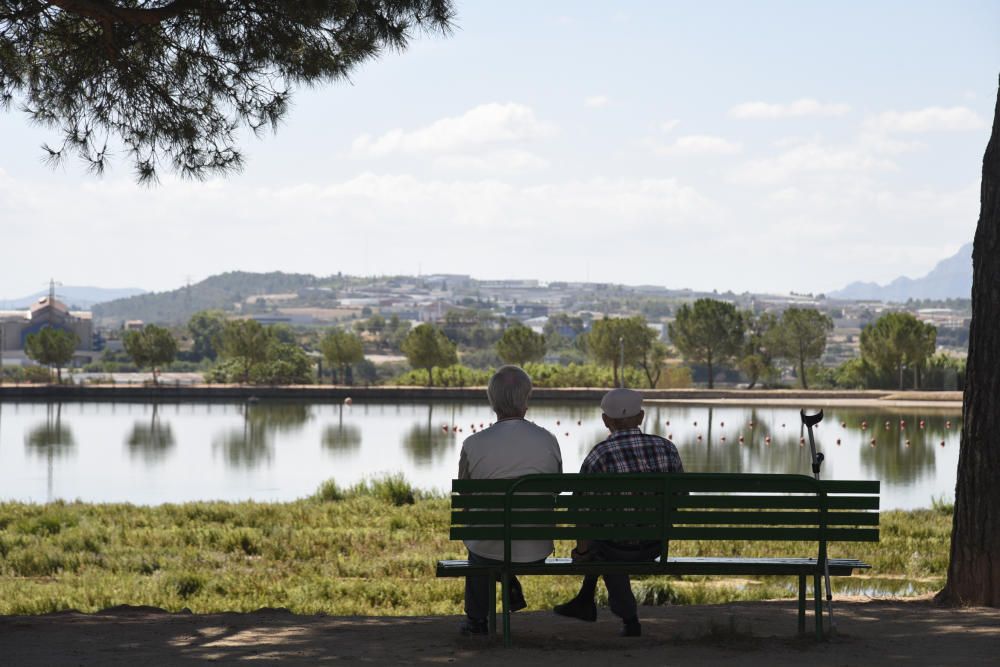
[[740, 311, 778, 389], [639, 340, 670, 389], [585, 316, 654, 387], [668, 299, 744, 389], [770, 308, 833, 389], [543, 313, 585, 349], [860, 312, 937, 390], [401, 323, 457, 386], [384, 314, 412, 353], [123, 324, 178, 385], [24, 327, 79, 382], [248, 340, 312, 385], [496, 324, 546, 366], [187, 310, 226, 361], [0, 1, 454, 182], [219, 319, 271, 383], [320, 329, 364, 385]]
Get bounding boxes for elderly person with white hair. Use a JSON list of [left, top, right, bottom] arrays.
[[457, 365, 562, 637]]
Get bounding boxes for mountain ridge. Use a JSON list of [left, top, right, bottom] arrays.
[[829, 242, 972, 302]]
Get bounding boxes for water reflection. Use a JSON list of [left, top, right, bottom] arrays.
[[23, 403, 75, 502], [0, 400, 963, 507], [125, 404, 175, 464], [322, 405, 362, 453], [402, 405, 454, 466], [212, 402, 312, 469]]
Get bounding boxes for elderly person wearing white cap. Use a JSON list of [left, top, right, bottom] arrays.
[[457, 365, 563, 636], [553, 388, 683, 637]]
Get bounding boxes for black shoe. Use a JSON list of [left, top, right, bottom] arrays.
[[459, 618, 489, 636], [509, 587, 527, 613], [621, 618, 642, 637], [553, 597, 598, 622]]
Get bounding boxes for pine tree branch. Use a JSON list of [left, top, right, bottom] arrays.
[[44, 0, 202, 26]]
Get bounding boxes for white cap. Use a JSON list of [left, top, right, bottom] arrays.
[[600, 388, 643, 418]]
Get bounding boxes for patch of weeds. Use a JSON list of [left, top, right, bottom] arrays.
[[313, 479, 345, 502], [168, 573, 205, 599]]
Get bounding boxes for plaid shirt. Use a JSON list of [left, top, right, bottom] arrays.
[[580, 428, 684, 474]]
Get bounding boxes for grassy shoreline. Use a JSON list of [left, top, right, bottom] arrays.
[[0, 483, 951, 616]]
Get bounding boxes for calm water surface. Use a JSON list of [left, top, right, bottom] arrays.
[[0, 401, 961, 509]]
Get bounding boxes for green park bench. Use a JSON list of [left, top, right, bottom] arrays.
[[436, 472, 880, 646]]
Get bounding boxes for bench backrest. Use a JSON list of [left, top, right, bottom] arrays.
[[450, 472, 880, 563]]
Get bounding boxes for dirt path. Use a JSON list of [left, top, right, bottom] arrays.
[[1, 597, 997, 666]]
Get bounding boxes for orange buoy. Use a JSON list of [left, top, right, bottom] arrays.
[[697, 434, 703, 441], [841, 421, 846, 428], [905, 440, 911, 447], [945, 420, 952, 429], [870, 438, 876, 446], [721, 436, 727, 442], [694, 421, 698, 426], [940, 441, 946, 447], [721, 421, 725, 427], [344, 397, 353, 405], [577, 420, 581, 426], [564, 432, 569, 437], [836, 439, 841, 446], [666, 420, 670, 426], [556, 420, 560, 426]]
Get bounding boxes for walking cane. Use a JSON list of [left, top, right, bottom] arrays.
[[800, 409, 835, 635]]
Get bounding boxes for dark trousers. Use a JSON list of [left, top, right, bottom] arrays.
[[572, 540, 661, 620], [464, 550, 543, 622]]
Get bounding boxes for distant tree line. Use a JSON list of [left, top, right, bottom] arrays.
[[21, 298, 957, 391]]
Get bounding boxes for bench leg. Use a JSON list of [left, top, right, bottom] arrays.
[[814, 574, 823, 641], [501, 571, 511, 648], [488, 570, 497, 636], [798, 575, 806, 635]]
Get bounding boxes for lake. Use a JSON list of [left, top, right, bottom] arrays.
[[0, 400, 961, 509]]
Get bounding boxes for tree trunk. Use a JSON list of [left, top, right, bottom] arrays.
[[799, 357, 808, 390], [937, 76, 1000, 607], [426, 366, 434, 387], [706, 354, 714, 389]]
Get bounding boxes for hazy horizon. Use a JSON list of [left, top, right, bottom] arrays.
[[2, 1, 996, 297]]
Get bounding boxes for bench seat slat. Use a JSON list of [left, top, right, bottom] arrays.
[[452, 510, 662, 525], [668, 527, 879, 542], [451, 509, 879, 527], [671, 495, 880, 510], [436, 556, 872, 577], [451, 526, 662, 541], [672, 510, 880, 526], [452, 495, 661, 509]]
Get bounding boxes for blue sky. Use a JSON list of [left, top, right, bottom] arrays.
[[1, 1, 997, 297]]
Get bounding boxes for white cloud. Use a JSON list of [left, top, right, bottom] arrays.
[[432, 149, 549, 172], [584, 95, 610, 108], [731, 142, 896, 186], [656, 134, 742, 156], [660, 119, 680, 132], [350, 103, 552, 157], [865, 106, 986, 133], [729, 98, 852, 119]]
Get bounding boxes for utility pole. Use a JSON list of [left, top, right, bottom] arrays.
[[618, 336, 625, 388]]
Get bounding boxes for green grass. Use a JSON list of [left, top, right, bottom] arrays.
[[0, 483, 952, 616]]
